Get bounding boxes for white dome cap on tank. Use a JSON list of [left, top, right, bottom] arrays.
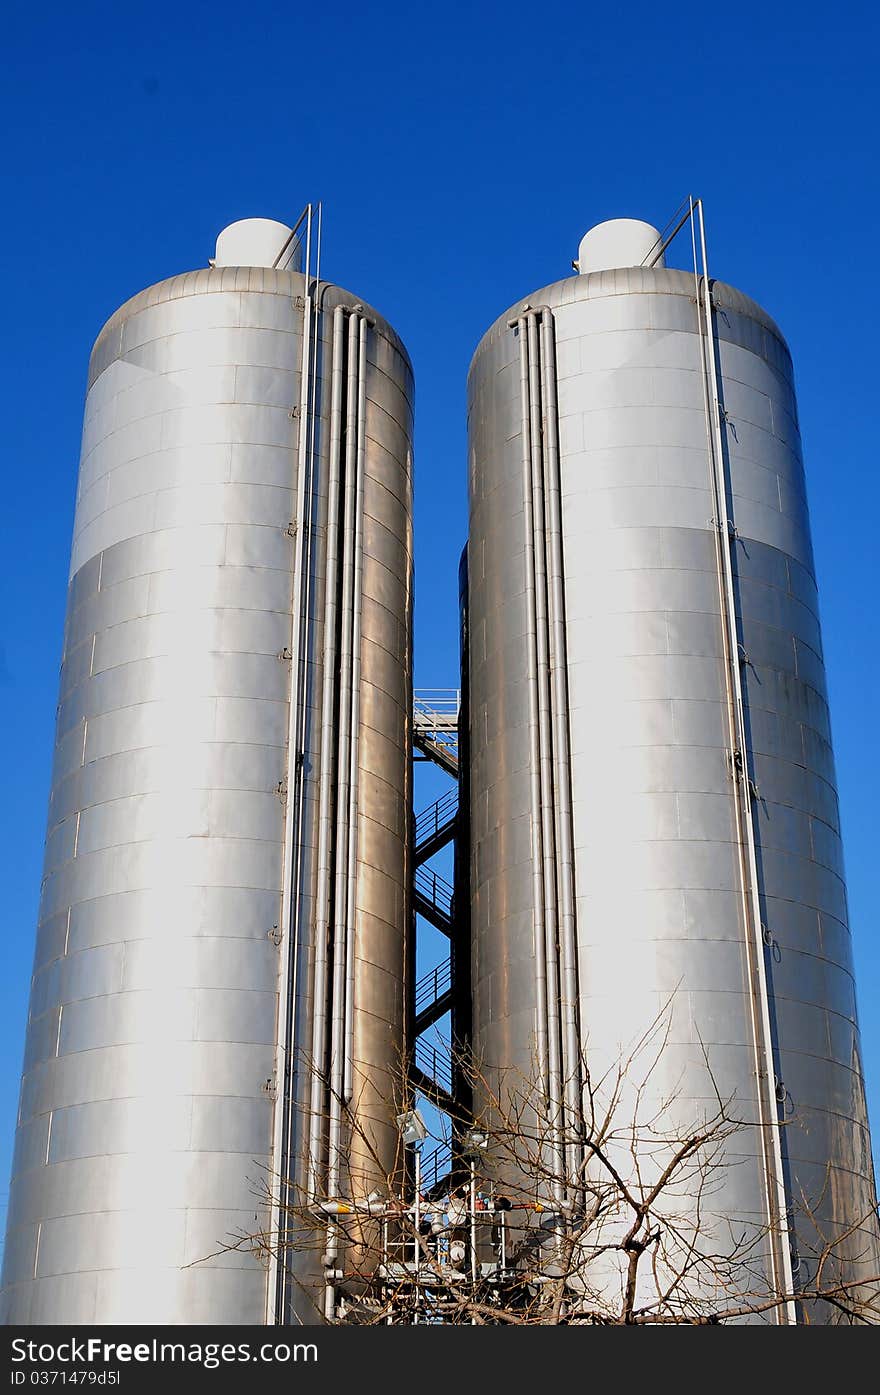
[[574, 218, 665, 273], [212, 217, 298, 269]]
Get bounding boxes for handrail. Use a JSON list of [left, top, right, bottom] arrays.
[[413, 690, 461, 733], [414, 789, 458, 844], [415, 1040, 453, 1094], [415, 959, 452, 1014], [414, 865, 454, 919]]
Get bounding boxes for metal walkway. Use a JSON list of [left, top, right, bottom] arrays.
[[413, 690, 460, 776]]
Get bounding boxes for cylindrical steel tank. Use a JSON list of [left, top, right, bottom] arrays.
[[466, 217, 879, 1318], [1, 218, 414, 1325]]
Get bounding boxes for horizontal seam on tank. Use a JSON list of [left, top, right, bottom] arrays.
[[755, 813, 841, 845], [354, 766, 407, 805], [77, 432, 288, 471], [42, 1038, 280, 1065], [779, 1102, 872, 1137], [90, 329, 304, 382], [5, 1194, 277, 1221], [362, 505, 412, 552], [758, 889, 849, 920], [70, 639, 293, 670], [771, 957, 855, 989], [729, 448, 808, 487], [352, 933, 406, 959], [77, 446, 296, 484], [74, 516, 298, 545], [749, 755, 839, 797], [816, 911, 853, 934], [359, 548, 410, 590], [44, 829, 286, 863], [745, 696, 831, 732], [58, 688, 290, 711], [359, 590, 409, 633], [83, 408, 298, 445], [735, 851, 847, 887], [365, 386, 412, 435], [771, 1046, 862, 1076], [56, 688, 290, 722], [70, 554, 294, 588], [20, 1052, 271, 1084], [755, 943, 857, 978], [78, 464, 303, 505], [350, 663, 407, 709], [365, 471, 410, 513], [744, 706, 834, 744], [78, 438, 284, 474], [17, 1149, 273, 1176], [69, 545, 294, 584], [474, 299, 790, 363], [22, 1091, 280, 1110], [703, 361, 794, 395], [33, 927, 285, 953], [72, 562, 294, 594], [734, 614, 824, 656], [363, 429, 409, 467], [360, 631, 410, 672], [29, 981, 278, 1009], [357, 862, 407, 894], [65, 577, 302, 617], [98, 306, 303, 341], [469, 534, 819, 592], [49, 758, 288, 803], [48, 773, 291, 808], [90, 392, 305, 430], [350, 788, 407, 828], [67, 606, 299, 642], [737, 583, 821, 627], [346, 916, 404, 944], [553, 482, 792, 509]]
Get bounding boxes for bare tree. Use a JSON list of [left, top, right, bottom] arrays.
[[206, 1018, 880, 1325]]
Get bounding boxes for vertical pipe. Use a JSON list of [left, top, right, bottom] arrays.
[[527, 311, 565, 1197], [327, 311, 361, 1206], [539, 308, 582, 1191], [469, 1159, 477, 1287], [268, 260, 315, 1321], [516, 317, 550, 1098], [306, 305, 346, 1199], [695, 202, 795, 1321], [414, 1148, 422, 1271], [343, 317, 368, 1101]]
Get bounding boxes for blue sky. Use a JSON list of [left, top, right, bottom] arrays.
[[1, 0, 878, 1237]]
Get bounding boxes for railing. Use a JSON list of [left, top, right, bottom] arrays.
[[413, 689, 461, 732], [420, 1140, 453, 1191], [414, 789, 458, 848], [415, 1040, 453, 1095], [415, 959, 452, 1016], [415, 865, 454, 921]]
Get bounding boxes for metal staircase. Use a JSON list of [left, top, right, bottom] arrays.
[[414, 959, 452, 1034], [414, 789, 458, 865], [413, 690, 460, 776], [409, 689, 465, 1176], [414, 865, 454, 935]]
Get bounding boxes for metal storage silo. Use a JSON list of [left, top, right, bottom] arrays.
[[465, 212, 879, 1319], [1, 214, 414, 1325]]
